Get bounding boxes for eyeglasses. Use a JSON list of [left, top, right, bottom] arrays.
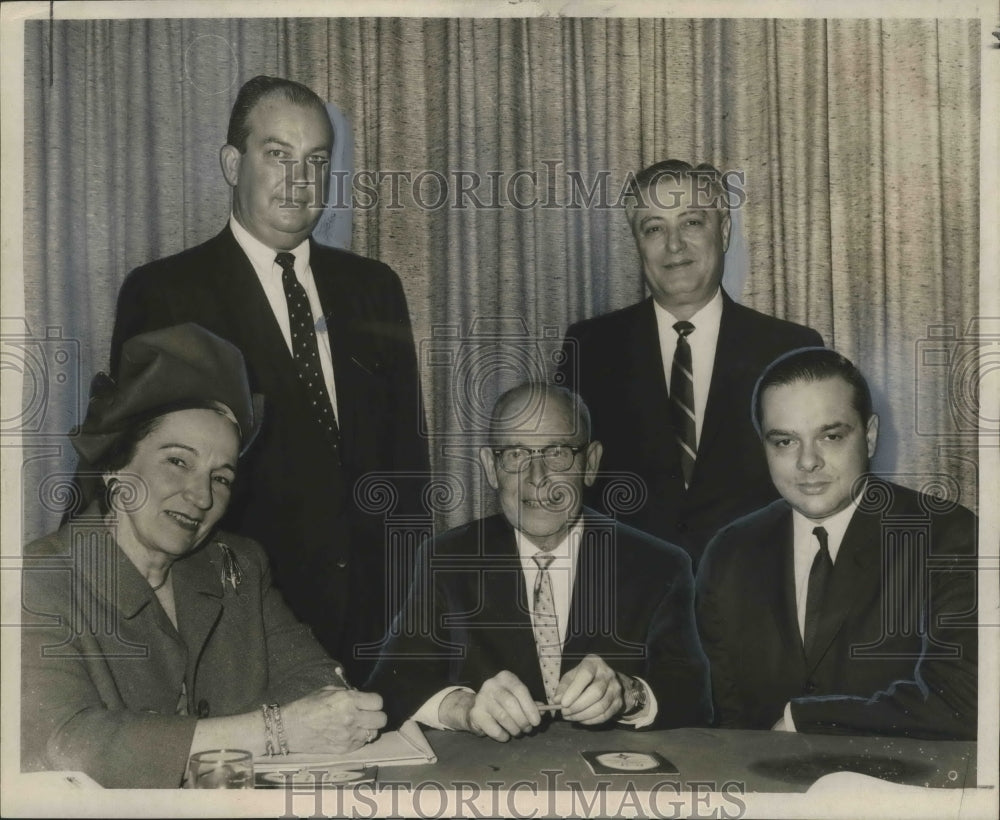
[[490, 444, 589, 474]]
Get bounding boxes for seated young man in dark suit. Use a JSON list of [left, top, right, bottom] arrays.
[[559, 159, 823, 567], [696, 348, 977, 739], [367, 382, 712, 740]]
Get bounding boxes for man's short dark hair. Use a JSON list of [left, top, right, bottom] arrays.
[[751, 347, 874, 435], [226, 75, 330, 153], [625, 159, 730, 230], [490, 382, 592, 443]]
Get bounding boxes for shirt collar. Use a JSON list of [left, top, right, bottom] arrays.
[[652, 285, 724, 332], [513, 517, 584, 565], [791, 485, 864, 563], [229, 213, 311, 274]]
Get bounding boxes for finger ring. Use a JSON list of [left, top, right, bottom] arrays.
[[366, 729, 376, 743]]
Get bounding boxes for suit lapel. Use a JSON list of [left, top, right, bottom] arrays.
[[761, 508, 804, 657], [626, 300, 680, 475], [478, 519, 546, 695], [209, 228, 296, 379], [206, 229, 334, 435], [563, 526, 597, 665], [697, 290, 740, 474], [805, 506, 881, 673], [215, 231, 345, 459], [78, 521, 190, 686], [311, 242, 363, 462], [172, 542, 225, 691], [563, 513, 649, 674]]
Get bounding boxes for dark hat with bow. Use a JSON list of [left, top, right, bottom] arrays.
[[71, 323, 264, 464]]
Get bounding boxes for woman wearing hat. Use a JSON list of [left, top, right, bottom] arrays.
[[20, 323, 387, 788]]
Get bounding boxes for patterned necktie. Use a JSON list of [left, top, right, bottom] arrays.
[[276, 252, 341, 451], [670, 320, 697, 487], [804, 526, 833, 659], [531, 552, 561, 703]]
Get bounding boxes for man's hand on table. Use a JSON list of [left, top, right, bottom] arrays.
[[555, 654, 627, 725], [438, 671, 542, 741]]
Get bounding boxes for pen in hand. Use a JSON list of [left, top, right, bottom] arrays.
[[332, 666, 382, 747], [334, 665, 354, 690]]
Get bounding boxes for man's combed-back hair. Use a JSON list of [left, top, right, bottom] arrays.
[[626, 158, 729, 216], [226, 75, 330, 153], [751, 347, 873, 435]]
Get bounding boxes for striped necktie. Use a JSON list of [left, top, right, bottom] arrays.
[[670, 320, 697, 487]]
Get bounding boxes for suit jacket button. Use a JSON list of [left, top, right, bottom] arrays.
[[804, 681, 817, 694], [336, 557, 348, 569], [676, 522, 688, 533], [197, 698, 210, 717]]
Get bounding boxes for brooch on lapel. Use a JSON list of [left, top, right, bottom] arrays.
[[217, 541, 244, 594]]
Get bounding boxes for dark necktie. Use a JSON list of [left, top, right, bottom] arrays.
[[276, 252, 341, 451], [803, 526, 833, 658], [669, 320, 697, 488], [531, 552, 561, 703]]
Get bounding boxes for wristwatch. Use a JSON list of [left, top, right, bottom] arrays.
[[622, 676, 647, 717]]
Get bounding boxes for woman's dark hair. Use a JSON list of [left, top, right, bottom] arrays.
[[62, 399, 239, 522]]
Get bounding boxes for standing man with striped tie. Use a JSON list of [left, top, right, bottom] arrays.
[[110, 76, 428, 683], [559, 160, 823, 566], [367, 382, 711, 738], [695, 349, 977, 738]]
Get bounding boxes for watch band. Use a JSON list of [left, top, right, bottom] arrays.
[[622, 676, 647, 717]]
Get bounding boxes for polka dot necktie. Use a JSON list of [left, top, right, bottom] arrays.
[[276, 252, 341, 451], [531, 552, 562, 703], [669, 320, 697, 488]]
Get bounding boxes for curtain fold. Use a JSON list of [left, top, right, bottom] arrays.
[[21, 16, 980, 540]]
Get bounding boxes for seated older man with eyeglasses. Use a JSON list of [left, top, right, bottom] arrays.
[[366, 382, 712, 741]]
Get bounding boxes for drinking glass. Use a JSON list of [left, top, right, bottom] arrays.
[[188, 749, 254, 789]]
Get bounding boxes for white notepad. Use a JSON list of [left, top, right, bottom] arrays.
[[254, 719, 436, 772]]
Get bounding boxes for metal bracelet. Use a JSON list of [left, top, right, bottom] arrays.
[[261, 703, 276, 756], [270, 702, 290, 755]]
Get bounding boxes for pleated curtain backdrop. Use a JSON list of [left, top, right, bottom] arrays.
[[21, 17, 980, 541]]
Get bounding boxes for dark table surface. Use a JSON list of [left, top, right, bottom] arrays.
[[380, 721, 976, 793]]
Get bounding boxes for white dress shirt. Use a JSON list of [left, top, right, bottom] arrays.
[[513, 523, 581, 648], [413, 520, 657, 729], [791, 500, 858, 641], [653, 287, 724, 448], [779, 495, 861, 731], [229, 214, 340, 420]]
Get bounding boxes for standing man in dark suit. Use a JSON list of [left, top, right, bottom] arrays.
[[559, 160, 823, 566], [367, 382, 711, 738], [111, 76, 429, 682], [696, 348, 977, 739]]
